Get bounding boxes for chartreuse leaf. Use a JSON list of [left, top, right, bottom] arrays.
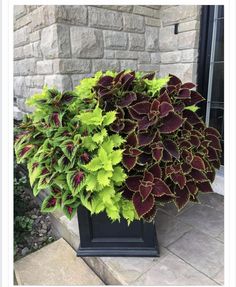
[[101, 139, 115, 154], [97, 170, 112, 187], [121, 199, 138, 225], [102, 111, 117, 126], [110, 149, 123, 165], [27, 161, 42, 187], [82, 136, 97, 151], [144, 76, 170, 96], [110, 134, 126, 147], [112, 166, 127, 185], [84, 157, 102, 171], [98, 147, 108, 163], [66, 171, 86, 196], [184, 105, 200, 112], [77, 106, 103, 126], [92, 128, 107, 144], [85, 174, 98, 191]]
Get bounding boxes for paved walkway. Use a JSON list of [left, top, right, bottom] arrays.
[[14, 192, 224, 285]]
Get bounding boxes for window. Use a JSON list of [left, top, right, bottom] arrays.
[[198, 5, 224, 165]]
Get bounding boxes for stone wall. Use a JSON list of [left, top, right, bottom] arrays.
[[13, 5, 201, 120], [158, 5, 201, 83]]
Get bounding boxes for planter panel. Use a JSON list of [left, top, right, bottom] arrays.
[[77, 206, 159, 257]]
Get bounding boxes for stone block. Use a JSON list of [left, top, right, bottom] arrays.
[[104, 31, 128, 50], [145, 26, 159, 51], [138, 64, 159, 72], [25, 76, 44, 88], [178, 20, 200, 32], [145, 17, 161, 27], [53, 59, 91, 74], [151, 53, 161, 64], [17, 98, 34, 113], [54, 5, 87, 25], [14, 106, 24, 121], [159, 63, 197, 83], [161, 51, 181, 64], [71, 74, 92, 87], [29, 30, 41, 42], [14, 47, 24, 60], [92, 59, 120, 72], [161, 6, 200, 26], [133, 6, 159, 18], [104, 50, 115, 59], [41, 24, 71, 59], [70, 27, 103, 58], [44, 75, 72, 91], [168, 229, 224, 278], [133, 252, 217, 285], [14, 5, 26, 20], [32, 41, 43, 58], [178, 30, 199, 50], [30, 6, 56, 31], [14, 77, 27, 97], [115, 50, 138, 60], [14, 14, 31, 31], [89, 7, 122, 30], [120, 60, 137, 70], [14, 26, 29, 47], [177, 204, 224, 238], [14, 239, 104, 286], [129, 34, 145, 51], [23, 44, 34, 58], [181, 49, 198, 63], [37, 60, 53, 75], [14, 59, 36, 76], [123, 13, 144, 33], [138, 52, 151, 64], [155, 210, 192, 247], [159, 26, 177, 52], [98, 5, 133, 12]]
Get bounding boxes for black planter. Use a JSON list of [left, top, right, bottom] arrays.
[[77, 205, 160, 257]]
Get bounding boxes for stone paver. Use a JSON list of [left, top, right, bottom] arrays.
[[199, 192, 224, 211], [155, 210, 192, 247], [168, 229, 224, 278], [159, 201, 193, 217], [213, 267, 224, 285], [14, 238, 104, 286], [133, 252, 217, 286], [177, 204, 224, 238]]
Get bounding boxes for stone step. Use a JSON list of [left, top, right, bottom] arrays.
[[14, 238, 104, 286]]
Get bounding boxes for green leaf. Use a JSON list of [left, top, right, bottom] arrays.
[[110, 149, 123, 165], [112, 166, 127, 184], [121, 200, 137, 225], [184, 105, 200, 112], [66, 171, 86, 196], [41, 195, 59, 213], [85, 174, 98, 191], [103, 111, 117, 126], [82, 137, 97, 151], [63, 205, 77, 220], [98, 147, 108, 164], [92, 129, 107, 144], [27, 161, 42, 187], [84, 157, 102, 171], [101, 139, 115, 154], [110, 134, 126, 147], [99, 186, 116, 205], [97, 170, 112, 187], [103, 160, 113, 171]]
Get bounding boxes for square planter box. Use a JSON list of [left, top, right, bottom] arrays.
[[77, 205, 160, 257]]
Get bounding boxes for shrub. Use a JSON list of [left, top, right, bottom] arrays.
[[14, 71, 222, 223]]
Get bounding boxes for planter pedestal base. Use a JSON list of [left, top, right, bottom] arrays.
[[77, 206, 159, 257]]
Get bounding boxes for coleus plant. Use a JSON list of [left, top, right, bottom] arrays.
[[14, 70, 222, 223]]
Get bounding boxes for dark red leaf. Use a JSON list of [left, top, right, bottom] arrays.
[[206, 134, 222, 150], [138, 132, 156, 147], [126, 133, 138, 147], [197, 181, 213, 193], [142, 72, 155, 80], [131, 101, 151, 114], [122, 186, 134, 200], [174, 102, 185, 113], [132, 193, 154, 217], [117, 92, 137, 107], [152, 178, 174, 197], [183, 110, 202, 125], [149, 163, 162, 179], [128, 107, 144, 120], [191, 155, 205, 170], [152, 146, 163, 162], [190, 169, 208, 182], [140, 184, 153, 200], [182, 162, 192, 174], [159, 102, 174, 118], [176, 88, 191, 99], [122, 120, 137, 134], [190, 135, 200, 147], [168, 74, 182, 86], [98, 76, 113, 87], [186, 181, 197, 195], [206, 170, 216, 183], [159, 90, 171, 104], [143, 170, 154, 183], [159, 112, 185, 134], [138, 116, 156, 130], [162, 150, 172, 162], [181, 82, 196, 89], [122, 155, 137, 171], [174, 186, 190, 211], [170, 173, 186, 189], [205, 127, 221, 138], [125, 176, 142, 192], [207, 147, 219, 161], [163, 139, 180, 159], [142, 205, 157, 222]]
